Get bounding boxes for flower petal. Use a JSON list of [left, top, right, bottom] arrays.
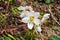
[[20, 11, 30, 18], [36, 26, 42, 32], [18, 6, 25, 10], [41, 14, 50, 23], [22, 17, 29, 23], [34, 19, 41, 25], [26, 12, 34, 17], [28, 22, 34, 29], [20, 12, 25, 18], [25, 6, 33, 12], [43, 14, 50, 19], [41, 18, 45, 23], [34, 12, 40, 18], [26, 12, 40, 18]]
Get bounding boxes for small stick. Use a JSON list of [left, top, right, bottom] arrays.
[[48, 6, 60, 26]]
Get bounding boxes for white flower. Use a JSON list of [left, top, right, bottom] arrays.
[[20, 11, 29, 18], [19, 6, 50, 33], [18, 6, 33, 12], [20, 11, 39, 18], [21, 12, 41, 30], [18, 6, 34, 18], [41, 14, 50, 23], [36, 26, 42, 32]]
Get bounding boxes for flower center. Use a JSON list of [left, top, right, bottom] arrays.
[[34, 24, 39, 27], [29, 16, 34, 22]]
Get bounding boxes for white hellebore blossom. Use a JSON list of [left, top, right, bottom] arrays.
[[18, 6, 34, 18], [41, 14, 50, 23], [21, 12, 42, 32], [18, 6, 50, 33]]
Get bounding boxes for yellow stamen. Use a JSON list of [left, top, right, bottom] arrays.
[[34, 24, 39, 27], [29, 16, 34, 22]]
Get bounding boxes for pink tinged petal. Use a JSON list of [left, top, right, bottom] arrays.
[[43, 14, 50, 19], [41, 18, 45, 23], [36, 26, 42, 32], [28, 23, 34, 29], [26, 6, 33, 10], [34, 19, 41, 25], [20, 13, 25, 18], [28, 6, 33, 11], [41, 14, 50, 23], [22, 17, 29, 23], [22, 6, 33, 12]]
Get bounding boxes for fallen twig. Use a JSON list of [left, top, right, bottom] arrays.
[[48, 6, 60, 26]]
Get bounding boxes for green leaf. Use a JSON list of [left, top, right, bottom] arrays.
[[51, 25, 60, 32], [45, 0, 51, 4], [2, 34, 12, 40], [20, 37, 25, 40], [11, 6, 21, 15], [51, 0, 54, 2], [11, 7, 16, 14], [33, 3, 40, 8], [12, 0, 16, 3], [7, 34, 16, 40], [57, 27, 60, 32], [9, 0, 16, 3], [2, 37, 5, 40], [14, 36, 20, 40], [48, 35, 60, 40], [31, 0, 34, 2]]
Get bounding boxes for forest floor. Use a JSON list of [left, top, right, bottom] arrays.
[[0, 0, 60, 40]]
